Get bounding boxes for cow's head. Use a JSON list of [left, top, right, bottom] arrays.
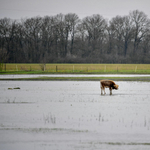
[[114, 84, 119, 90]]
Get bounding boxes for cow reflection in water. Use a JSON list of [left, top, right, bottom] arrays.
[[100, 80, 119, 95]]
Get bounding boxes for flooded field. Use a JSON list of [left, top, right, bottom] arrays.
[[1, 74, 150, 79], [0, 81, 150, 150]]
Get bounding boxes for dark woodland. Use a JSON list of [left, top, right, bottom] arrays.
[[0, 10, 150, 63]]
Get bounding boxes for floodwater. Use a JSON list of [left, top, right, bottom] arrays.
[[1, 74, 150, 79], [0, 81, 150, 150]]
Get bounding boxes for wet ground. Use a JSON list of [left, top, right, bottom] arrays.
[[1, 74, 150, 79], [0, 81, 150, 150]]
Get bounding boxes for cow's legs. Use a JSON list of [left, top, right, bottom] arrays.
[[100, 83, 104, 95], [104, 88, 106, 94], [101, 87, 103, 95], [101, 87, 106, 95], [109, 87, 112, 95]]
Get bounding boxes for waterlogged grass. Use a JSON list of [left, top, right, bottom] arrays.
[[1, 76, 150, 81], [88, 142, 150, 146], [1, 63, 150, 74], [0, 127, 88, 133]]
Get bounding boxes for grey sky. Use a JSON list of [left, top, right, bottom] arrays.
[[0, 0, 150, 20]]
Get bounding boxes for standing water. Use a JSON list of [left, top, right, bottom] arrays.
[[0, 81, 150, 150]]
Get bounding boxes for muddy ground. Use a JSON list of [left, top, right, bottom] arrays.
[[0, 81, 150, 150]]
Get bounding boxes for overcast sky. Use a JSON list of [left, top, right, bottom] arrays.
[[0, 0, 150, 20]]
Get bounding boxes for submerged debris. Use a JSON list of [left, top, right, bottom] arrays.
[[14, 87, 20, 89], [8, 87, 20, 90]]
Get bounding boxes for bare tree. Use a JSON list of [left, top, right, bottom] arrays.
[[41, 16, 56, 61], [82, 14, 107, 57], [0, 18, 11, 62], [65, 13, 80, 55], [0, 11, 150, 63], [130, 10, 150, 54], [109, 15, 133, 56], [23, 17, 42, 62]]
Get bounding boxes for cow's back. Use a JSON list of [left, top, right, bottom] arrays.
[[100, 80, 115, 87]]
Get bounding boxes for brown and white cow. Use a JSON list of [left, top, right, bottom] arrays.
[[100, 80, 119, 95]]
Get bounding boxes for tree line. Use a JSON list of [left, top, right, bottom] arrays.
[[0, 10, 150, 63]]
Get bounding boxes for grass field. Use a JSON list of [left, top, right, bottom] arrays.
[[1, 63, 150, 74], [1, 76, 150, 81]]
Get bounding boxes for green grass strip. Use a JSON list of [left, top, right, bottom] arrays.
[[1, 77, 150, 81]]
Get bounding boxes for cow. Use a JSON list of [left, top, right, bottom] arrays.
[[100, 80, 119, 95]]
